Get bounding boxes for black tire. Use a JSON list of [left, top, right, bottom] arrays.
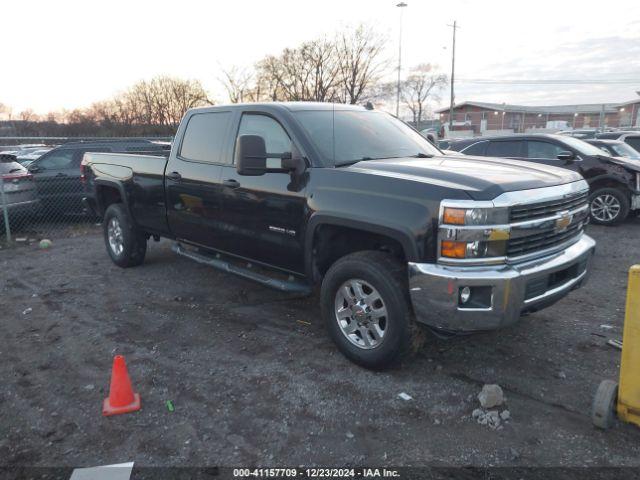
[[320, 251, 419, 370], [103, 203, 147, 268], [589, 188, 630, 225]]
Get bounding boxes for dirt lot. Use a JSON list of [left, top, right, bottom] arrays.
[[1, 218, 640, 471]]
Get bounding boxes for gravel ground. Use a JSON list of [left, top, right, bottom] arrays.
[[1, 218, 640, 470]]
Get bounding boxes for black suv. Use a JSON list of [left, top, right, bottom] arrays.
[[27, 139, 166, 215], [448, 134, 640, 225]]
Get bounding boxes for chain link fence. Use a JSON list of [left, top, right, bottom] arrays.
[[0, 138, 170, 248], [0, 155, 100, 248]]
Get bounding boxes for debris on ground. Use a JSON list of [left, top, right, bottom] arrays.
[[473, 385, 509, 429], [22, 307, 32, 315], [478, 384, 505, 409], [556, 371, 567, 380], [166, 400, 175, 412], [607, 339, 623, 350], [346, 431, 354, 439], [398, 392, 413, 401], [472, 408, 511, 430], [600, 324, 615, 330], [38, 239, 52, 249]]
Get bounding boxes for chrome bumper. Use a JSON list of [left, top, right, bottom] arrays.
[[408, 235, 596, 333]]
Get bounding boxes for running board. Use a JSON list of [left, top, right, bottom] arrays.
[[172, 243, 312, 295]]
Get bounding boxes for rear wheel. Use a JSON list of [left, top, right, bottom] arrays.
[[103, 203, 147, 268], [321, 251, 421, 369], [589, 188, 629, 225]]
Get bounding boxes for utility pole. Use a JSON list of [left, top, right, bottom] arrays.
[[395, 2, 408, 118], [448, 21, 459, 130]]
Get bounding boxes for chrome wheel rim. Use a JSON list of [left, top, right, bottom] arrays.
[[107, 217, 124, 256], [591, 194, 621, 222], [334, 279, 387, 350]]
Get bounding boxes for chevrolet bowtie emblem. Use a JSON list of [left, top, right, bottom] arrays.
[[555, 211, 573, 232]]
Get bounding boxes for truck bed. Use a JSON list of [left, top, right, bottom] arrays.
[[82, 152, 170, 235]]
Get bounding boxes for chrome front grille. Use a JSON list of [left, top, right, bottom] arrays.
[[510, 190, 589, 222], [507, 220, 586, 257], [438, 181, 591, 266]]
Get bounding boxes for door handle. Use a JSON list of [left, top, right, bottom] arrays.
[[167, 171, 182, 181], [223, 179, 240, 188]]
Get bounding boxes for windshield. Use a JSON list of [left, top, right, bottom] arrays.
[[560, 136, 608, 156], [293, 109, 441, 166], [609, 143, 640, 159]]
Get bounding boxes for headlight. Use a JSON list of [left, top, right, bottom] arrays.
[[442, 207, 508, 225], [441, 240, 504, 259]]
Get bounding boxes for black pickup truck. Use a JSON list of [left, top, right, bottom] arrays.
[[82, 102, 596, 369]]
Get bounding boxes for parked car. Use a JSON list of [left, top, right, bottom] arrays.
[[27, 140, 167, 216], [595, 131, 640, 152], [558, 129, 598, 139], [0, 144, 47, 155], [82, 102, 595, 369], [586, 139, 640, 161], [448, 133, 640, 225], [0, 153, 39, 222]]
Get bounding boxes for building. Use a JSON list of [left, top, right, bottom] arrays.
[[435, 99, 640, 136]]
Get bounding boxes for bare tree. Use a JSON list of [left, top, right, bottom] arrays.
[[400, 64, 448, 130], [253, 38, 341, 102], [336, 25, 387, 104], [219, 66, 258, 103], [0, 102, 11, 120], [19, 109, 40, 122]]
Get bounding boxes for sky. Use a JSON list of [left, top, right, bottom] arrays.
[[1, 0, 639, 116]]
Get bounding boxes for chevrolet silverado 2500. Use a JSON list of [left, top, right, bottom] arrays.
[[82, 102, 596, 369]]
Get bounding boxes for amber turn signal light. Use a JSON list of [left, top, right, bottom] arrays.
[[441, 240, 467, 258], [443, 207, 466, 225]]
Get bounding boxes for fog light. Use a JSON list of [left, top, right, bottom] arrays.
[[460, 286, 471, 304]]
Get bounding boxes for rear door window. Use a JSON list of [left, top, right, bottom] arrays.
[[179, 111, 232, 163], [485, 141, 523, 157], [525, 141, 566, 160]]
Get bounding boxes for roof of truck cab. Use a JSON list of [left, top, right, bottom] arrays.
[[191, 102, 367, 113]]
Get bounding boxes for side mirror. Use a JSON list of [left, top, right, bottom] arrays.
[[28, 164, 41, 173], [236, 135, 306, 176], [235, 135, 267, 176], [557, 151, 576, 162]]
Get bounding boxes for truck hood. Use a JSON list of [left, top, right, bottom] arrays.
[[345, 155, 582, 200]]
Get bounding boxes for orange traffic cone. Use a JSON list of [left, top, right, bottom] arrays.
[[102, 355, 141, 416]]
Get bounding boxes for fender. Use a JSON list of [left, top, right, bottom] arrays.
[[587, 173, 635, 193], [304, 213, 420, 279], [94, 178, 136, 224]]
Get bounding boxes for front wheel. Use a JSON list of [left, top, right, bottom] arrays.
[[589, 188, 630, 225], [320, 251, 421, 370], [103, 203, 147, 268]]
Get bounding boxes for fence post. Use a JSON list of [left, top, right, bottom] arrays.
[[0, 177, 11, 243]]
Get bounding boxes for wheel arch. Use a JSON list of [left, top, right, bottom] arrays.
[[94, 179, 134, 220], [305, 214, 419, 283]]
